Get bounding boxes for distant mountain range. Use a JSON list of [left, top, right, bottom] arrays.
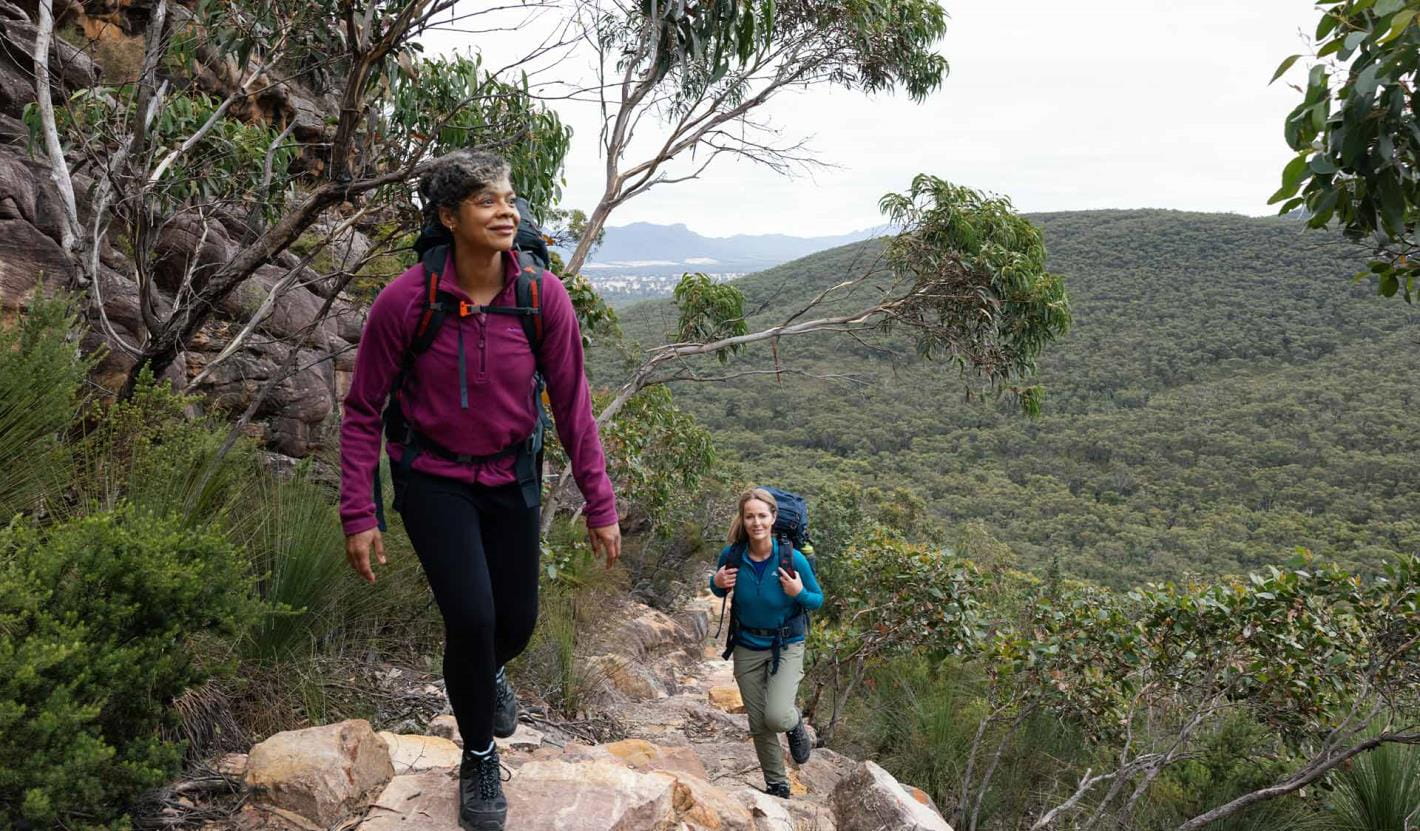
[[563, 222, 883, 277]]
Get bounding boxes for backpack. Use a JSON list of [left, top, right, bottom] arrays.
[[760, 486, 814, 557], [371, 203, 552, 530]]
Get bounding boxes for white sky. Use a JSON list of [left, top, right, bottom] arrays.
[[424, 1, 1320, 238]]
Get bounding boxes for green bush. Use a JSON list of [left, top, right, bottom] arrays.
[[0, 295, 90, 520], [0, 506, 256, 829], [1326, 741, 1420, 831], [73, 371, 260, 523]]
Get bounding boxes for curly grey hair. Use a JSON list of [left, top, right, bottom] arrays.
[[418, 150, 512, 227]]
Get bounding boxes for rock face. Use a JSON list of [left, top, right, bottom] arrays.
[[831, 760, 954, 831], [0, 2, 366, 460], [244, 720, 394, 826]]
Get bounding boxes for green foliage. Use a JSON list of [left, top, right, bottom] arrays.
[[989, 555, 1419, 744], [609, 0, 776, 90], [387, 54, 570, 212], [879, 175, 1071, 412], [0, 295, 89, 520], [74, 370, 259, 523], [0, 506, 256, 829], [672, 272, 747, 363], [237, 470, 359, 660], [1270, 1, 1420, 300], [600, 386, 716, 536], [1325, 741, 1420, 831], [25, 86, 296, 219]]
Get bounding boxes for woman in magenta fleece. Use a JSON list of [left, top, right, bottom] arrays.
[[339, 150, 619, 831]]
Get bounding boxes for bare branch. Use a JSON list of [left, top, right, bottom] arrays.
[[189, 204, 372, 387], [1175, 732, 1420, 831], [32, 0, 82, 253]]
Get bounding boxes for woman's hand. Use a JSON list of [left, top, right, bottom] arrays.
[[714, 565, 739, 591], [588, 523, 622, 569], [778, 567, 803, 598], [345, 528, 386, 584]]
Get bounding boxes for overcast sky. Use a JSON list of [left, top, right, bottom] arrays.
[[426, 1, 1320, 238]]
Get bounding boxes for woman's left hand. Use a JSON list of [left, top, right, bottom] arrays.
[[777, 567, 803, 598], [588, 523, 622, 569]]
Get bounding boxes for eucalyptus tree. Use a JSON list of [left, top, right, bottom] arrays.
[[1270, 0, 1419, 300], [27, 0, 571, 397], [561, 0, 950, 278]]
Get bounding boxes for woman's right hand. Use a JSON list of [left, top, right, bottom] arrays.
[[713, 565, 738, 591], [345, 528, 386, 584]]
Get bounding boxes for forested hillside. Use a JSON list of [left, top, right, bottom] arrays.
[[607, 210, 1420, 587]]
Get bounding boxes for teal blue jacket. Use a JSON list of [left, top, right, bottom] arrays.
[[709, 539, 824, 649]]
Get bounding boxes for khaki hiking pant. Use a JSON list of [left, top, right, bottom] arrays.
[[732, 642, 806, 786]]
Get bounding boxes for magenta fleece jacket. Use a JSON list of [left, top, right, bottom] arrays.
[[339, 250, 618, 536]]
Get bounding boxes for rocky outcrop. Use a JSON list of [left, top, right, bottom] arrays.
[[0, 1, 366, 458], [831, 760, 954, 831], [214, 594, 953, 831]]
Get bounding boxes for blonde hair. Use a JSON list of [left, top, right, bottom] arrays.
[[726, 488, 778, 546]]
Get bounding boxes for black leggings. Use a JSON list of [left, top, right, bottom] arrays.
[[394, 467, 540, 751]]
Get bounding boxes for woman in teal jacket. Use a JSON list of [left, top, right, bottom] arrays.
[[710, 488, 824, 798]]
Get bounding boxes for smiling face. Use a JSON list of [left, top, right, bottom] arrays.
[[741, 498, 776, 546], [439, 177, 520, 254]]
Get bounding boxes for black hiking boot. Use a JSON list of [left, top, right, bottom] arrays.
[[458, 745, 507, 831], [787, 716, 813, 765], [765, 781, 791, 799], [492, 666, 518, 739]]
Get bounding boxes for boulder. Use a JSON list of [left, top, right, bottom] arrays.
[[589, 653, 668, 701], [708, 685, 746, 714], [735, 788, 795, 831], [503, 759, 681, 830], [603, 738, 709, 780], [672, 772, 756, 831], [359, 770, 458, 831], [617, 606, 698, 658], [830, 760, 953, 831], [244, 719, 394, 827], [793, 746, 857, 796], [427, 714, 460, 746], [494, 723, 545, 752], [0, 218, 67, 314], [0, 21, 100, 118], [151, 210, 237, 296], [378, 732, 461, 774]]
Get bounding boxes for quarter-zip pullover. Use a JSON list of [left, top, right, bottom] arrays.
[[709, 539, 823, 649], [339, 250, 617, 535]]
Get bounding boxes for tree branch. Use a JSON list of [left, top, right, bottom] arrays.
[[1175, 733, 1420, 831]]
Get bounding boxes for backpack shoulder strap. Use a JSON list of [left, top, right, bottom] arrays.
[[410, 244, 452, 356], [512, 250, 544, 355]]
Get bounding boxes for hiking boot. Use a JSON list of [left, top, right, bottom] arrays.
[[765, 781, 791, 799], [458, 746, 507, 831], [787, 716, 813, 765], [492, 666, 518, 739]]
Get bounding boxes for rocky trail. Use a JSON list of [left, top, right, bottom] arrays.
[[210, 592, 953, 831]]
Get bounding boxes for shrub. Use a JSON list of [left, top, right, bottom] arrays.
[[73, 370, 260, 523], [1326, 741, 1420, 831], [0, 506, 256, 829], [0, 294, 89, 520]]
